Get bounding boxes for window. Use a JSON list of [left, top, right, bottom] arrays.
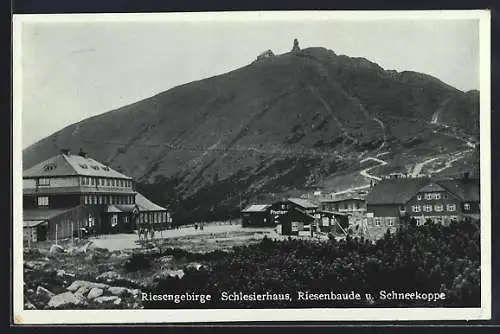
[[37, 178, 50, 186], [37, 196, 49, 207], [412, 205, 421, 212], [79, 164, 88, 169], [111, 214, 118, 227], [387, 218, 395, 226], [435, 205, 443, 212], [84, 195, 89, 205], [424, 193, 431, 200], [374, 218, 381, 226], [447, 204, 456, 212], [443, 194, 448, 199], [435, 193, 441, 200], [91, 165, 99, 170], [417, 195, 422, 201], [464, 203, 471, 211], [106, 179, 110, 186], [423, 205, 432, 212], [91, 178, 96, 186], [43, 163, 57, 171], [98, 196, 103, 205]]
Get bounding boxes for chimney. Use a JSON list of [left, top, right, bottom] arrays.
[[60, 149, 70, 155], [78, 148, 88, 158], [463, 172, 470, 180]]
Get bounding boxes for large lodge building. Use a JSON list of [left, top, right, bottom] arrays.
[[22, 149, 170, 243]]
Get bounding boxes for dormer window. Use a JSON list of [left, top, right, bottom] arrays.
[[102, 166, 110, 171], [91, 165, 99, 170], [43, 163, 57, 171], [79, 164, 88, 169]]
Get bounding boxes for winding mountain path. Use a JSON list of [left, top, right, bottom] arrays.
[[359, 157, 388, 181], [411, 157, 439, 177]]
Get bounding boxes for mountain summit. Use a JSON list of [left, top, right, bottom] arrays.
[[23, 46, 479, 221]]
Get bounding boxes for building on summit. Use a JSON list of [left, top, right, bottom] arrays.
[[22, 149, 170, 243], [291, 38, 301, 52]]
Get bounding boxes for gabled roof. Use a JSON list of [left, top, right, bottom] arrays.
[[114, 204, 138, 213], [135, 192, 166, 212], [437, 178, 480, 202], [23, 220, 48, 228], [365, 177, 431, 205], [417, 182, 447, 193], [23, 153, 132, 179], [287, 198, 318, 209], [106, 205, 124, 213], [23, 206, 80, 221], [283, 206, 316, 220], [242, 204, 271, 213]]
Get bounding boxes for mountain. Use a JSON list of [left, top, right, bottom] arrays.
[[23, 46, 480, 222]]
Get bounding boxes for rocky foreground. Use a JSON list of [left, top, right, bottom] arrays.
[[23, 240, 203, 310]]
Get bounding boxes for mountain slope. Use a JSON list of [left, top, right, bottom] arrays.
[[23, 47, 479, 222]]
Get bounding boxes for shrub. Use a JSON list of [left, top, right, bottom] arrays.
[[124, 253, 151, 272]]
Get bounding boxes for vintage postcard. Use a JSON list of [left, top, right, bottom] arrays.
[[12, 10, 491, 324]]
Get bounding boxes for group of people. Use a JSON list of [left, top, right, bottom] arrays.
[[194, 222, 206, 231], [137, 225, 155, 240]]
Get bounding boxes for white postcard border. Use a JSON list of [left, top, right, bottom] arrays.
[[12, 9, 492, 324]]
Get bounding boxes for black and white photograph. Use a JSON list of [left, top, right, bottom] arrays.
[[12, 10, 491, 323]]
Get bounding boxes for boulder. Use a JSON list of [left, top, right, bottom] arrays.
[[24, 261, 49, 271], [74, 285, 91, 299], [24, 300, 37, 310], [36, 286, 55, 300], [47, 292, 83, 308], [129, 289, 141, 297], [132, 302, 143, 309], [49, 244, 65, 255], [87, 287, 104, 299], [108, 286, 128, 296], [57, 269, 75, 279], [186, 262, 204, 271], [94, 295, 120, 304], [66, 280, 108, 292], [95, 271, 121, 283], [95, 271, 138, 288], [153, 269, 184, 280]]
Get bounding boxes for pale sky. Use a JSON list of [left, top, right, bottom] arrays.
[[19, 15, 480, 148]]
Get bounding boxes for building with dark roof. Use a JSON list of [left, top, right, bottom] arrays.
[[406, 175, 480, 225], [320, 192, 366, 214], [23, 149, 169, 242], [269, 198, 319, 225], [241, 204, 273, 227], [280, 207, 316, 236], [365, 173, 480, 237]]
